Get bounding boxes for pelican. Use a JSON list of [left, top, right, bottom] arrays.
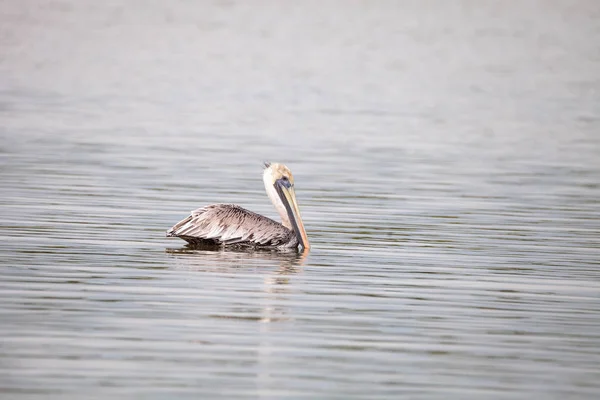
[[166, 162, 310, 250]]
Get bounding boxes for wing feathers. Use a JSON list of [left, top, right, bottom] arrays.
[[167, 204, 296, 248]]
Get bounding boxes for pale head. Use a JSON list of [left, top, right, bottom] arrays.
[[263, 162, 295, 185], [263, 162, 310, 250]]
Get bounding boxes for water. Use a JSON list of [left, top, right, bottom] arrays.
[[1, 1, 600, 398]]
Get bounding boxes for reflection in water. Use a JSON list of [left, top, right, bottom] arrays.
[[165, 246, 308, 273], [166, 246, 307, 323]]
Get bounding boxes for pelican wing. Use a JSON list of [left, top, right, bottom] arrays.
[[166, 204, 295, 248]]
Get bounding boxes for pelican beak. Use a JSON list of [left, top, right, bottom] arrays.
[[274, 179, 310, 250]]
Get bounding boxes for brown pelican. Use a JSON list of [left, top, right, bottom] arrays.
[[166, 162, 310, 250]]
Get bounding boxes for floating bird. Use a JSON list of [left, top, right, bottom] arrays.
[[167, 162, 310, 250]]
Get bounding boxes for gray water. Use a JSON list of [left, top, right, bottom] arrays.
[[1, 1, 600, 398]]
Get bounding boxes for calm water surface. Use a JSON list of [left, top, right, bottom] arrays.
[[1, 1, 600, 398]]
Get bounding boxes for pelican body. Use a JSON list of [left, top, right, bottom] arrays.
[[167, 163, 310, 250]]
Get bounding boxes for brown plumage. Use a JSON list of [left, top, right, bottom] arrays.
[[166, 163, 310, 250], [167, 204, 298, 248]]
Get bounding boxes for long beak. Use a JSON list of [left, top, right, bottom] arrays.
[[275, 180, 310, 250]]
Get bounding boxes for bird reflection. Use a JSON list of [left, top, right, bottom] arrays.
[[165, 246, 308, 324], [165, 245, 308, 273]]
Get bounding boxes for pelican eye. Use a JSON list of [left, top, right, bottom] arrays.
[[278, 176, 292, 188]]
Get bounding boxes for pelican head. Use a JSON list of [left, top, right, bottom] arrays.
[[263, 162, 310, 250]]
